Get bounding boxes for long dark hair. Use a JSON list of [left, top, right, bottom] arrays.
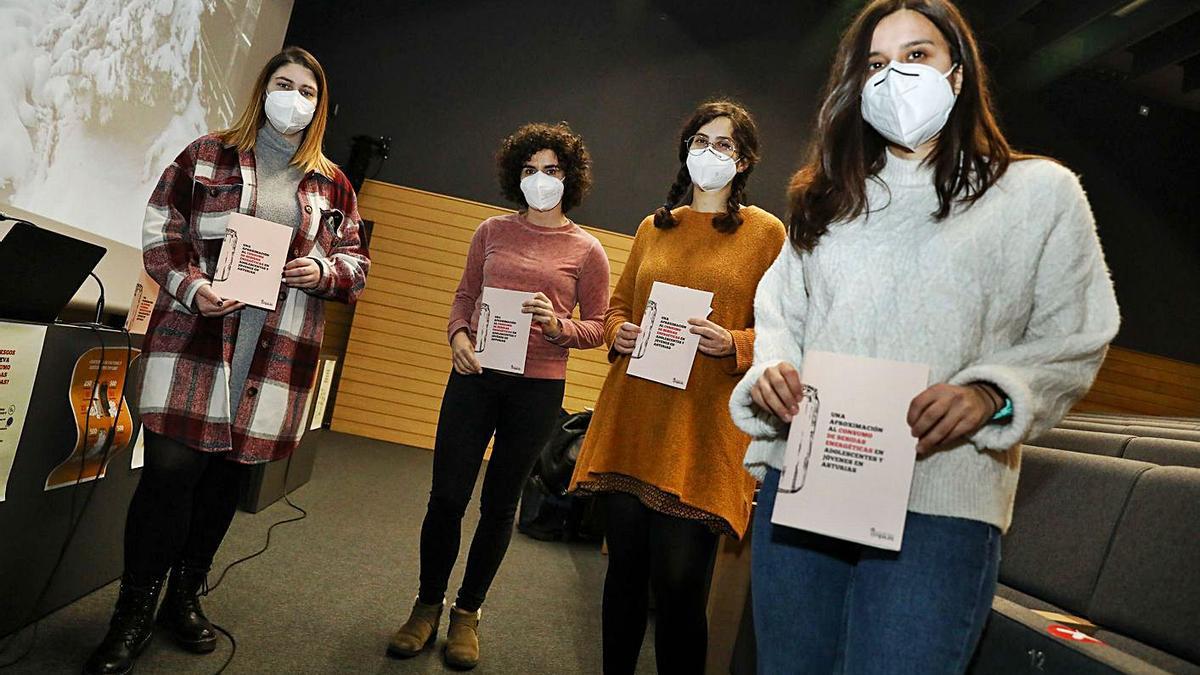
[[654, 99, 760, 233], [789, 0, 1018, 251]]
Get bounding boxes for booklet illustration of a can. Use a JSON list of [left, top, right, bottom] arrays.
[[474, 288, 534, 374], [770, 351, 929, 551], [624, 281, 713, 390], [630, 300, 657, 359], [474, 303, 491, 353], [214, 229, 239, 282], [777, 384, 820, 493]]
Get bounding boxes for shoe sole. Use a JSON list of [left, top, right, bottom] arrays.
[[385, 631, 436, 659]]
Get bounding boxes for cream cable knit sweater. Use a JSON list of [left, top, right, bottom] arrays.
[[730, 152, 1120, 531]]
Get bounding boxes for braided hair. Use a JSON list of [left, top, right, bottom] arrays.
[[653, 99, 760, 233]]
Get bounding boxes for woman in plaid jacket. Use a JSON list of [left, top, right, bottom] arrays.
[[84, 47, 369, 675]]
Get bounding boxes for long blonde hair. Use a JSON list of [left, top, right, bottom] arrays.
[[219, 46, 337, 177]]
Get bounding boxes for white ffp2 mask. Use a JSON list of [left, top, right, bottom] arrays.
[[520, 171, 565, 211], [861, 61, 958, 151], [264, 90, 316, 135], [686, 148, 738, 192]]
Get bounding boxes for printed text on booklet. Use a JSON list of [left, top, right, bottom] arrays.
[[210, 213, 293, 311], [475, 287, 535, 375], [625, 281, 713, 390], [771, 351, 929, 551]]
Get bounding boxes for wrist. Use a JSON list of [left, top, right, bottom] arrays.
[[970, 383, 1000, 416]]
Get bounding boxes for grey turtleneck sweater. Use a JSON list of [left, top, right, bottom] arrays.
[[228, 124, 304, 411]]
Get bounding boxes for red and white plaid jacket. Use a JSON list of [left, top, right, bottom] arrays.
[[139, 133, 369, 463]]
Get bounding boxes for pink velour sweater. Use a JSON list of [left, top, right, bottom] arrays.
[[447, 213, 611, 380]]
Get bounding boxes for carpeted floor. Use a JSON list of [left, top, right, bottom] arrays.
[[4, 432, 657, 674]]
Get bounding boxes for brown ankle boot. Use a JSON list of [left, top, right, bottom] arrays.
[[443, 605, 480, 670], [386, 598, 444, 658]]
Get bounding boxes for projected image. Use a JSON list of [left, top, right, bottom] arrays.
[[0, 0, 271, 248]]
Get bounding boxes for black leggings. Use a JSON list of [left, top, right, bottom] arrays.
[[418, 370, 565, 612], [123, 429, 243, 578], [601, 492, 719, 675]]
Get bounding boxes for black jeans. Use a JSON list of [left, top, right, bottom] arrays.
[[601, 492, 719, 675], [418, 370, 565, 612], [123, 429, 243, 578]]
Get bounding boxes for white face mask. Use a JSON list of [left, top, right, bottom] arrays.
[[520, 171, 565, 211], [264, 90, 316, 135], [860, 61, 958, 151], [686, 148, 738, 192]]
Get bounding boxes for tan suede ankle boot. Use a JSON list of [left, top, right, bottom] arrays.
[[386, 598, 444, 658], [443, 605, 481, 670]]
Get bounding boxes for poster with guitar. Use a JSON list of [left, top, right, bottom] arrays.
[[44, 346, 140, 490]]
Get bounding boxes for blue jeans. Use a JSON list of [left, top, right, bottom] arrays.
[[751, 469, 1001, 675]]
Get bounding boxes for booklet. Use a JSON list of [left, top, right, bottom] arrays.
[[771, 350, 930, 551], [210, 213, 293, 311], [625, 281, 714, 390], [474, 287, 535, 375]]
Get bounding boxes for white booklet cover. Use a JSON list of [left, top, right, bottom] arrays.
[[210, 213, 293, 311], [771, 350, 930, 551], [625, 281, 713, 390], [474, 287, 535, 375]]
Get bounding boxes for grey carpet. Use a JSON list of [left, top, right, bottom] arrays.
[[5, 432, 657, 674]]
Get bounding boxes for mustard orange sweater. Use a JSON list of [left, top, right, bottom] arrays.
[[570, 206, 785, 537]]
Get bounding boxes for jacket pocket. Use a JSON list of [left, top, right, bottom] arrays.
[[192, 177, 244, 240]]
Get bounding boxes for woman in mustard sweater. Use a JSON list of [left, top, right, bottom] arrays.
[[570, 99, 785, 674]]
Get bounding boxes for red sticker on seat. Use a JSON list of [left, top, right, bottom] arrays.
[[1046, 624, 1104, 645]]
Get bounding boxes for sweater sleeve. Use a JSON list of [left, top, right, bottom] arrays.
[[308, 173, 370, 304], [720, 214, 787, 376], [547, 238, 611, 350], [949, 170, 1119, 451], [447, 221, 488, 342], [729, 241, 807, 440], [603, 217, 653, 362], [142, 139, 208, 310]]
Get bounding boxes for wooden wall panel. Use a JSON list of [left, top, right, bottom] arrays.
[[332, 180, 631, 449], [334, 181, 1198, 448], [1074, 346, 1200, 416]]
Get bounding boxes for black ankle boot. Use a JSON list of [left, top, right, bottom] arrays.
[[83, 573, 164, 675], [155, 563, 217, 653]]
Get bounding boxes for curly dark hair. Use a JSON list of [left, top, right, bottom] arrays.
[[654, 99, 761, 233], [496, 122, 592, 213]]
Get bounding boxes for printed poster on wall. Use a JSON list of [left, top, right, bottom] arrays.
[[44, 346, 141, 491], [0, 324, 48, 502], [771, 351, 929, 551], [123, 268, 160, 335], [309, 358, 338, 431], [130, 428, 146, 470]]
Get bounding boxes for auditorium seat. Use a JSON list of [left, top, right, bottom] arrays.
[[1025, 429, 1135, 457]]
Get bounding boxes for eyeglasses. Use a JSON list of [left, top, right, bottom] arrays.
[[521, 166, 564, 178], [685, 135, 738, 159]]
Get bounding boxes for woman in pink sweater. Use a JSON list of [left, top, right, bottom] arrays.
[[386, 122, 610, 669]]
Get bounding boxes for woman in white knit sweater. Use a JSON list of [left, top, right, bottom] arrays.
[[729, 1, 1119, 672]]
